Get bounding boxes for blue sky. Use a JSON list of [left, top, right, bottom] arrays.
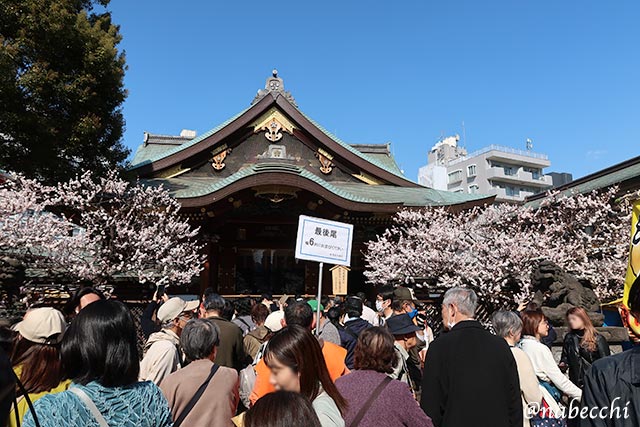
[[109, 0, 639, 182]]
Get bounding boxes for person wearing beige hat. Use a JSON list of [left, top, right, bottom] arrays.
[[139, 297, 199, 385], [9, 307, 72, 427]]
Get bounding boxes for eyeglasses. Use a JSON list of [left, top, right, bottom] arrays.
[[179, 311, 195, 321]]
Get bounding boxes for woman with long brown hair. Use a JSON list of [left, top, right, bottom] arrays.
[[559, 306, 610, 388], [262, 325, 347, 427], [9, 307, 71, 426]]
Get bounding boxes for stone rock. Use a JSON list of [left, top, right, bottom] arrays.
[[530, 260, 604, 326]]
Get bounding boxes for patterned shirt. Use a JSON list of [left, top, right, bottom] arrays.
[[22, 380, 173, 427]]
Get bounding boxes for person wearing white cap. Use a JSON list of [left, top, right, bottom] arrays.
[[9, 307, 71, 426], [139, 297, 199, 385]]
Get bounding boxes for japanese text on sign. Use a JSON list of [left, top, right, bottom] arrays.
[[295, 215, 353, 266]]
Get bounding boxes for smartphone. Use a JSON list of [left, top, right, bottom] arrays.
[[156, 284, 166, 298]]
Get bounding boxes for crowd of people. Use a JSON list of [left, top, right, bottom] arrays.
[[0, 276, 639, 427]]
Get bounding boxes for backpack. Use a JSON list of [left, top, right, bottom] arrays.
[[238, 341, 268, 408]]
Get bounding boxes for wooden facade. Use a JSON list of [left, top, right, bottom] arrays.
[[130, 71, 494, 296]]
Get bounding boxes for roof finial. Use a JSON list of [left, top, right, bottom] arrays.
[[251, 69, 297, 107]]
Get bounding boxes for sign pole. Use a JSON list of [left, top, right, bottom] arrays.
[[293, 215, 353, 337], [315, 262, 324, 337]]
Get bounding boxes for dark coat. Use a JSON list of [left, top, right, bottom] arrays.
[[141, 300, 161, 339], [420, 320, 522, 427], [338, 317, 371, 369], [579, 345, 640, 427], [560, 330, 610, 388], [542, 324, 558, 348], [208, 316, 249, 371], [0, 348, 14, 427]]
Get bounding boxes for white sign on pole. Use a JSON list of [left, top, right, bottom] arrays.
[[294, 215, 354, 267]]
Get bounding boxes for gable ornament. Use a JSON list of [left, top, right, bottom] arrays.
[[252, 109, 296, 143], [316, 149, 335, 174], [211, 147, 232, 171]]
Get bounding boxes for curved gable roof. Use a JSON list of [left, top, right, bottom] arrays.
[[142, 163, 493, 211], [129, 93, 420, 187]]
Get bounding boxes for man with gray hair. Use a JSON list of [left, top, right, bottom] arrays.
[[420, 287, 522, 427], [160, 318, 239, 427]]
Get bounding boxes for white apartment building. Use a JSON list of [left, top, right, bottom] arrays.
[[418, 136, 553, 203]]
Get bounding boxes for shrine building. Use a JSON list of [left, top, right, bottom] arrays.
[[129, 71, 494, 296]]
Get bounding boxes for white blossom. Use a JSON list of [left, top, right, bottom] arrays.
[[0, 171, 204, 289], [365, 187, 630, 305]]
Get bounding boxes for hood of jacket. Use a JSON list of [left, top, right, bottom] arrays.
[[144, 329, 180, 352]]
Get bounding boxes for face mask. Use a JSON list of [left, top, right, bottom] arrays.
[[375, 300, 386, 313], [446, 310, 456, 329], [408, 308, 418, 319]]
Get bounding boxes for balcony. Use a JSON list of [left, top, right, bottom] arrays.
[[486, 167, 553, 187], [447, 144, 551, 168], [487, 187, 534, 202]]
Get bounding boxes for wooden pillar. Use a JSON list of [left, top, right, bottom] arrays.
[[305, 262, 331, 297], [305, 262, 317, 296], [200, 241, 211, 296], [218, 246, 236, 295]]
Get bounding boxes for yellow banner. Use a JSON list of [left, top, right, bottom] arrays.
[[623, 200, 640, 339], [624, 200, 640, 308]]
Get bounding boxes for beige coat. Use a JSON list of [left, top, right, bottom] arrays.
[[511, 346, 543, 427], [160, 359, 239, 427], [139, 329, 182, 385]]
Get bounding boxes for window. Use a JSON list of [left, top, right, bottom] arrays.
[[469, 185, 479, 194], [505, 186, 518, 197], [448, 170, 462, 184], [467, 164, 477, 177], [524, 167, 541, 179], [504, 166, 516, 176]]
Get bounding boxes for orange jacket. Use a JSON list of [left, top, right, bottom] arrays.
[[249, 340, 348, 406]]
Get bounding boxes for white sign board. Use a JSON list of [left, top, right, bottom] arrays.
[[294, 215, 353, 266]]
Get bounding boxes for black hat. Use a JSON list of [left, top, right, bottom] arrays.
[[345, 296, 363, 316], [386, 314, 421, 336]]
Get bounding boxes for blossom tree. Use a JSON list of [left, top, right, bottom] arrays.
[[0, 174, 91, 278], [365, 187, 631, 305], [0, 171, 204, 290]]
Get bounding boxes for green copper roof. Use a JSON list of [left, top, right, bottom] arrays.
[[142, 163, 492, 207], [131, 142, 178, 166], [362, 151, 403, 176], [298, 111, 407, 179], [129, 106, 252, 169], [128, 98, 408, 181], [525, 155, 640, 208]]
